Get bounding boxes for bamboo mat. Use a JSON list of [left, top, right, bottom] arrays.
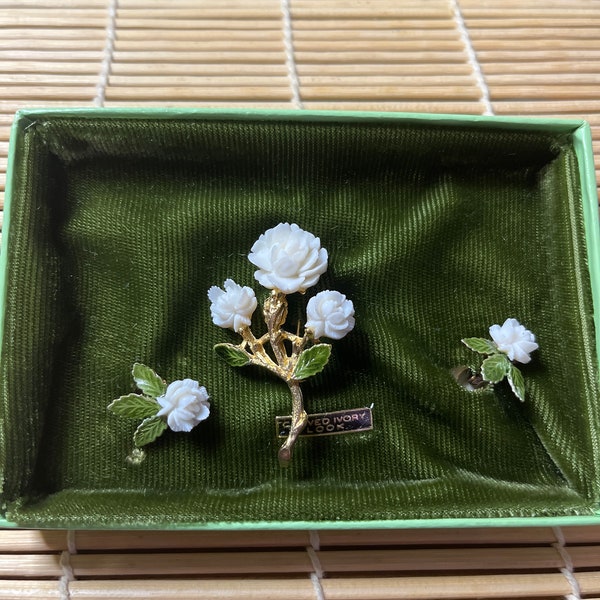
[[2, 0, 600, 598], [4, 527, 600, 599]]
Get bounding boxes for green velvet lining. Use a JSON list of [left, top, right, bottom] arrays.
[[1, 114, 599, 528]]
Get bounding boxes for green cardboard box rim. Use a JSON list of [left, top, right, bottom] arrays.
[[1, 108, 599, 530]]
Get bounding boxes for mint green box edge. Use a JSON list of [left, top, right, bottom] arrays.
[[1, 107, 598, 531]]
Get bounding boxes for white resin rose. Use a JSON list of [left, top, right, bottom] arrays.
[[248, 223, 328, 294], [489, 318, 538, 364], [156, 379, 210, 433], [208, 278, 257, 332], [306, 290, 355, 340]]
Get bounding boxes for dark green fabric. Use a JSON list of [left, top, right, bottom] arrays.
[[1, 114, 599, 527]]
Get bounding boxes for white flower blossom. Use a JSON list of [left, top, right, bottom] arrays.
[[248, 222, 328, 294], [306, 290, 355, 340], [208, 279, 257, 332], [156, 379, 210, 433], [489, 318, 538, 364]]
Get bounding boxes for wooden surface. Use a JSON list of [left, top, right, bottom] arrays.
[[1, 0, 600, 597]]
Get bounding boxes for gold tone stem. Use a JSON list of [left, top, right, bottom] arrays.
[[262, 291, 310, 465], [239, 327, 281, 377], [278, 380, 308, 467], [291, 330, 312, 359], [263, 291, 289, 369], [239, 292, 311, 465]]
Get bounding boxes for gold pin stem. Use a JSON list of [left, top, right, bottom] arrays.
[[263, 291, 289, 370], [278, 379, 308, 467], [291, 331, 312, 362], [261, 290, 310, 465], [239, 327, 282, 377], [237, 292, 311, 465]]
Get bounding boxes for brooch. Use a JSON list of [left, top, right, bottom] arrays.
[[208, 223, 355, 466]]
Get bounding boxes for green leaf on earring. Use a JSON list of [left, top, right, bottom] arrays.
[[132, 363, 167, 398], [507, 363, 526, 402], [481, 353, 510, 383], [133, 415, 168, 448], [293, 343, 332, 380], [108, 393, 159, 419], [462, 337, 497, 355], [214, 343, 250, 367]]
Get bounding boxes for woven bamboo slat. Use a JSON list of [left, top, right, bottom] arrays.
[[15, 526, 600, 553], [291, 18, 460, 30], [10, 545, 600, 578]]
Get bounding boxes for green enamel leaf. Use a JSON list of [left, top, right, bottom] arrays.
[[461, 337, 497, 355], [214, 343, 250, 367], [108, 393, 159, 419], [507, 364, 526, 402], [481, 353, 510, 384], [132, 363, 167, 398], [133, 415, 168, 448], [293, 343, 332, 380]]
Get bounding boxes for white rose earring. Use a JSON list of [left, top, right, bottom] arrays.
[[453, 318, 538, 402], [108, 364, 211, 464], [208, 222, 355, 466]]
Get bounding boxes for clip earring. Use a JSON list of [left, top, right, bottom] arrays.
[[108, 363, 210, 464], [455, 318, 538, 402]]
